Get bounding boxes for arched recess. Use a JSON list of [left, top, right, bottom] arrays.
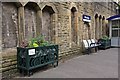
[[95, 14, 99, 39], [2, 2, 22, 49], [71, 7, 78, 45], [41, 3, 57, 14], [102, 16, 105, 36], [69, 2, 78, 12], [41, 5, 57, 43], [24, 2, 41, 41], [99, 15, 102, 38]]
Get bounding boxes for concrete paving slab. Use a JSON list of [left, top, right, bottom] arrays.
[[25, 48, 118, 78]]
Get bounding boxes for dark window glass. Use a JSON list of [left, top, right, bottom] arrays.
[[112, 30, 118, 37], [112, 20, 118, 26], [112, 25, 118, 28], [118, 29, 120, 37]]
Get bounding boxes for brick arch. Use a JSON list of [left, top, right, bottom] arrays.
[[99, 15, 102, 19], [95, 14, 98, 18], [42, 5, 55, 14], [14, 2, 23, 7], [41, 3, 58, 13], [102, 16, 105, 20], [70, 3, 78, 11], [24, 2, 41, 10], [71, 7, 77, 12]]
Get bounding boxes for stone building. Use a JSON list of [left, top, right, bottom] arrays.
[[0, 1, 117, 78]]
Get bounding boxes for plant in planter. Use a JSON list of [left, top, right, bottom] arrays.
[[20, 35, 51, 48], [28, 35, 51, 48], [17, 35, 58, 76], [101, 35, 109, 40], [98, 35, 111, 49]]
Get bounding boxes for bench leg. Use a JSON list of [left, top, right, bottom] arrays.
[[56, 61, 58, 66], [86, 48, 91, 55]]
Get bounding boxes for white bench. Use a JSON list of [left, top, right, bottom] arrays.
[[83, 39, 100, 54], [83, 40, 91, 54]]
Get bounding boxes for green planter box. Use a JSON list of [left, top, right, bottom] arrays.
[[98, 39, 111, 49], [17, 45, 58, 76]]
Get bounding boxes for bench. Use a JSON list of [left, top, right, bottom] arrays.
[[83, 39, 100, 54]]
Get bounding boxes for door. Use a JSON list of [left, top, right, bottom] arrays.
[[111, 20, 120, 47]]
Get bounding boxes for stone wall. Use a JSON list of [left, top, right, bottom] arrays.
[[0, 1, 117, 79], [2, 55, 18, 79], [0, 1, 2, 80], [1, 2, 117, 57]]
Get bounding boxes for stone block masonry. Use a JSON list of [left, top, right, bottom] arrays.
[[0, 1, 117, 79], [2, 55, 17, 79]]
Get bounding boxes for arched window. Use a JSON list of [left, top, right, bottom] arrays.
[[2, 2, 18, 49], [71, 7, 78, 45], [42, 5, 55, 42]]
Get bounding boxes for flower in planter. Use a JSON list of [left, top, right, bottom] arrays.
[[28, 38, 38, 48], [33, 41, 39, 47]]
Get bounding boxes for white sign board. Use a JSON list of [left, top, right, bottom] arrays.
[[29, 49, 35, 55], [82, 15, 91, 22]]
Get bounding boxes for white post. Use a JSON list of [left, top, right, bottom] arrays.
[[109, 20, 112, 38], [118, 20, 120, 47]]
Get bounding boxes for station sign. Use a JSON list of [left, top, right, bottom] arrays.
[[83, 15, 91, 22]]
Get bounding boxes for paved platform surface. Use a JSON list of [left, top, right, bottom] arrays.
[[28, 48, 118, 78]]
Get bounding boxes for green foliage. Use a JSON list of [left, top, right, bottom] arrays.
[[28, 35, 51, 48], [101, 35, 109, 40], [29, 38, 38, 48]]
